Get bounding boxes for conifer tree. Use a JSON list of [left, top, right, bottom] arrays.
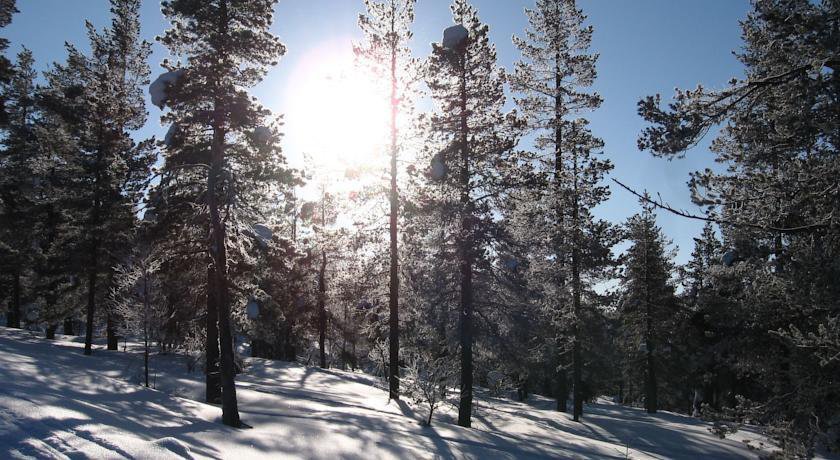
[[618, 198, 678, 414], [510, 0, 614, 420], [636, 0, 839, 450], [423, 0, 518, 427], [0, 48, 37, 329], [158, 0, 287, 427], [355, 0, 417, 402], [43, 0, 155, 355], [0, 0, 17, 125]]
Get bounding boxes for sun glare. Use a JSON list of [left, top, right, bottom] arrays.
[[285, 39, 391, 173]]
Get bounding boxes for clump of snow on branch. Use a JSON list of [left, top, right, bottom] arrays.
[[149, 69, 185, 109], [442, 24, 469, 50]]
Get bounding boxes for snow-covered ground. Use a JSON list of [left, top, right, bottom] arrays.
[[0, 326, 775, 459]]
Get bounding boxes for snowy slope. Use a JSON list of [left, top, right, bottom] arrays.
[[0, 327, 774, 459]]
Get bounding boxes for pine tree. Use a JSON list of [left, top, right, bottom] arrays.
[[422, 0, 518, 427], [510, 0, 614, 421], [41, 0, 154, 355], [355, 0, 417, 402], [636, 0, 839, 450], [0, 48, 37, 329], [158, 0, 287, 427], [618, 198, 678, 414], [0, 0, 17, 125]]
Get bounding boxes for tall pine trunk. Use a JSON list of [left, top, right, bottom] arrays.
[[209, 79, 239, 427], [645, 279, 657, 413], [106, 312, 118, 350], [553, 56, 567, 414], [63, 317, 74, 335], [84, 258, 98, 356], [456, 51, 473, 428], [556, 367, 568, 412], [387, 32, 401, 401], [206, 263, 221, 403], [571, 136, 583, 422], [318, 251, 327, 369], [7, 271, 20, 328]]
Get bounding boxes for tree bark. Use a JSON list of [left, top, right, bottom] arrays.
[[556, 368, 568, 412], [456, 50, 473, 428], [7, 271, 21, 328], [106, 312, 118, 350], [645, 283, 657, 413], [387, 10, 401, 400], [209, 115, 240, 428], [63, 317, 74, 335], [206, 264, 221, 403], [45, 324, 57, 340], [318, 251, 327, 369], [84, 260, 98, 355], [571, 128, 583, 422]]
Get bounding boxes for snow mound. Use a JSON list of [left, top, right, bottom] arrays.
[[443, 24, 469, 50], [150, 69, 185, 109], [150, 437, 194, 459]]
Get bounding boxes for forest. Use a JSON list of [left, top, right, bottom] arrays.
[[0, 0, 838, 458]]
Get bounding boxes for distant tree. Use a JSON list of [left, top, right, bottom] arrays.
[[618, 198, 678, 414], [158, 0, 288, 427], [422, 0, 519, 428], [355, 0, 417, 402], [510, 0, 615, 420]]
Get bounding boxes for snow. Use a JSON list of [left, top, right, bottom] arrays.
[[722, 250, 738, 266], [150, 69, 185, 109], [164, 124, 179, 147], [442, 24, 469, 50], [253, 126, 273, 145], [0, 326, 784, 459], [430, 153, 447, 180], [246, 299, 260, 320], [252, 223, 273, 244]]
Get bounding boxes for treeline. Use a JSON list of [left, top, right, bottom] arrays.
[[0, 0, 836, 456]]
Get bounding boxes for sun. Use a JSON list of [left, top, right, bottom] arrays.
[[285, 39, 391, 173]]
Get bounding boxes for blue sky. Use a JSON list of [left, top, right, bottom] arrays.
[[4, 0, 750, 264]]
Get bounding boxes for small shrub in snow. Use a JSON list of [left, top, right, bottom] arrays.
[[405, 352, 457, 426], [110, 253, 165, 388]]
